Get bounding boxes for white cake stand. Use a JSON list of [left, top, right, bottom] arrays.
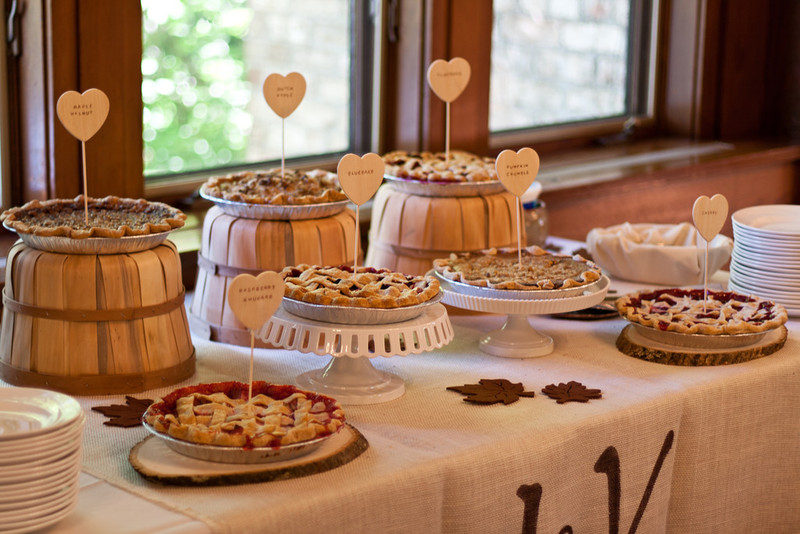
[[439, 276, 610, 358], [257, 304, 453, 405]]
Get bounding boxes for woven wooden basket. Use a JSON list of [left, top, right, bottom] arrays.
[[189, 206, 357, 346], [365, 184, 525, 275], [0, 240, 194, 394]]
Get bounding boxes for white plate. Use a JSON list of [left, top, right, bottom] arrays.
[[0, 498, 77, 534], [730, 249, 800, 274], [0, 433, 83, 465], [0, 448, 81, 484], [729, 261, 800, 287], [0, 413, 84, 451], [732, 204, 800, 236], [730, 247, 800, 268], [732, 229, 800, 250], [0, 466, 77, 496], [0, 389, 82, 441], [0, 483, 78, 523], [0, 482, 77, 511], [727, 276, 800, 304]]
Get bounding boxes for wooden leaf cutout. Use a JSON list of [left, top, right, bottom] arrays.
[[91, 396, 153, 428], [496, 147, 541, 197], [692, 194, 728, 241], [56, 88, 110, 141], [227, 271, 284, 332], [447, 379, 536, 405], [336, 153, 384, 206], [427, 57, 471, 103], [262, 72, 306, 118], [541, 381, 602, 404]]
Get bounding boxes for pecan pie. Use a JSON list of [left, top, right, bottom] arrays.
[[433, 246, 602, 290], [201, 168, 347, 205], [143, 381, 345, 448], [382, 150, 497, 182], [280, 264, 440, 308], [615, 288, 788, 335], [0, 195, 186, 239]]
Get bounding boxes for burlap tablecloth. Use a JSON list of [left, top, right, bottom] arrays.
[[3, 311, 799, 533]]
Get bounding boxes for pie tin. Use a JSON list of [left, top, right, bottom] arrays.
[[8, 229, 171, 255], [281, 291, 444, 325], [627, 321, 768, 349], [142, 421, 334, 464], [199, 186, 350, 220], [383, 175, 506, 197], [433, 270, 602, 300]]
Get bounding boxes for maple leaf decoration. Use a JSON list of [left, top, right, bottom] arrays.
[[447, 379, 536, 405], [541, 381, 602, 404], [91, 396, 154, 427]]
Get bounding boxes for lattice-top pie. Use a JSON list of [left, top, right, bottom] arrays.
[[383, 150, 497, 182], [615, 288, 788, 335], [201, 168, 347, 205], [143, 381, 345, 448], [280, 264, 440, 308], [0, 195, 186, 239], [434, 246, 602, 290]]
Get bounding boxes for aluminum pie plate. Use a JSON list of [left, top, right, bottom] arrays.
[[627, 321, 768, 349], [433, 270, 602, 300], [8, 229, 171, 254], [142, 421, 334, 464], [199, 186, 350, 220], [383, 175, 506, 197], [281, 291, 444, 325]]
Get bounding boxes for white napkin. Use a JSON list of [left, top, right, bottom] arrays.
[[586, 222, 732, 285]]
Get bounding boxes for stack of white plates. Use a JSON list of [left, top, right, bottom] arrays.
[[0, 388, 84, 534], [729, 204, 800, 316]]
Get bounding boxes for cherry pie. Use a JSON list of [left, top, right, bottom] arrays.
[[280, 264, 440, 308], [433, 246, 602, 290], [143, 381, 345, 448], [201, 168, 347, 205], [615, 288, 788, 335], [382, 150, 497, 182]]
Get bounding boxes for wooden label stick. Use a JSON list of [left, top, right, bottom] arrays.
[[263, 72, 306, 178], [692, 194, 729, 311], [427, 58, 471, 163], [56, 88, 110, 224], [337, 153, 384, 272], [496, 148, 541, 265], [227, 271, 284, 400]]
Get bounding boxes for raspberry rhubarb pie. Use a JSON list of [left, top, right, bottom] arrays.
[[615, 288, 788, 335], [143, 381, 345, 449], [201, 168, 347, 205]]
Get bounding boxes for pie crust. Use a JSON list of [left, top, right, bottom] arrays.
[[143, 381, 345, 448], [433, 246, 602, 290], [280, 264, 441, 308], [382, 150, 497, 182], [615, 288, 788, 335], [201, 168, 347, 205], [0, 195, 186, 239]]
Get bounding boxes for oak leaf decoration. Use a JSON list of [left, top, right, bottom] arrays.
[[447, 379, 536, 405], [92, 396, 154, 427], [541, 381, 602, 404]]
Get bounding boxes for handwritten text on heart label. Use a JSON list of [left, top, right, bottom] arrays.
[[227, 271, 285, 332], [56, 89, 110, 142], [692, 194, 728, 241], [495, 148, 541, 197], [427, 58, 471, 103], [336, 153, 384, 206], [263, 72, 306, 118]]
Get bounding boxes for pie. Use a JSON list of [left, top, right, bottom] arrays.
[[382, 150, 497, 182], [433, 246, 602, 290], [143, 381, 345, 448], [280, 264, 440, 308], [615, 288, 788, 335], [201, 168, 347, 205], [0, 195, 186, 239]]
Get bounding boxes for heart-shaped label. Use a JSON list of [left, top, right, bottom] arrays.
[[495, 148, 541, 197], [427, 57, 471, 103], [262, 72, 306, 118], [692, 194, 728, 242], [227, 271, 284, 332], [56, 88, 110, 142], [336, 153, 384, 206]]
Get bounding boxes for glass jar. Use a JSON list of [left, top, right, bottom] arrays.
[[522, 199, 549, 247]]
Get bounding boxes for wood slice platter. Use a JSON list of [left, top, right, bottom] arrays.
[[616, 324, 788, 366], [129, 424, 368, 486]]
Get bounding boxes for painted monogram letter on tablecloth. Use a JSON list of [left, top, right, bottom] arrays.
[[517, 430, 675, 533]]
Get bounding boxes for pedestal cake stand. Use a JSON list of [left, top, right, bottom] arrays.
[[257, 304, 453, 405], [438, 275, 610, 358]]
